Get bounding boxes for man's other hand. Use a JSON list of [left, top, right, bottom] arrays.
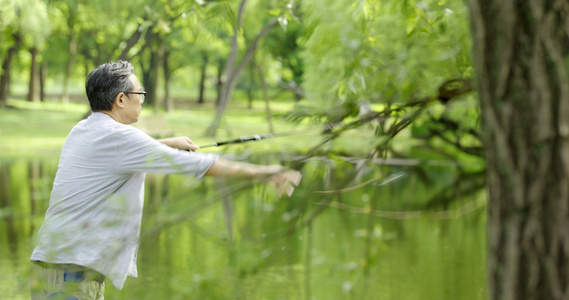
[[158, 136, 200, 151]]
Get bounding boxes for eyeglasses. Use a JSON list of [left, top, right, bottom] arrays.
[[124, 91, 146, 103]]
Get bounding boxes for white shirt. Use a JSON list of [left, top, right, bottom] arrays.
[[31, 112, 218, 289]]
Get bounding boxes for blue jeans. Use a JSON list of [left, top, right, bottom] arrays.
[[30, 261, 105, 300]]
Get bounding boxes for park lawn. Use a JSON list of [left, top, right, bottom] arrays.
[[0, 98, 376, 159]]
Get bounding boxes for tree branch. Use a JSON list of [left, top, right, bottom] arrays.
[[230, 19, 278, 84]]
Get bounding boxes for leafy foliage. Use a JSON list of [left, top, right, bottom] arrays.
[[301, 0, 472, 103], [286, 0, 478, 161]]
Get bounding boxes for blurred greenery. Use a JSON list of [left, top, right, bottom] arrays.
[[1, 0, 478, 159]]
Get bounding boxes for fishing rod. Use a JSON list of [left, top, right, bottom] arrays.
[[198, 123, 334, 149]]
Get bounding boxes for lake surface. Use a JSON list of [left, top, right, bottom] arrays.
[[0, 153, 487, 300]]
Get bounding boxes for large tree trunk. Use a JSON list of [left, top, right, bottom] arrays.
[[468, 1, 569, 299]]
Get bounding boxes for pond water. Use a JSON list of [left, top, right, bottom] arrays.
[[0, 153, 487, 300]]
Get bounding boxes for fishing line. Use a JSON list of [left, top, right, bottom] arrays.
[[312, 172, 407, 194], [312, 171, 407, 213]]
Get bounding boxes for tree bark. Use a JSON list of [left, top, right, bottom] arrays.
[[468, 1, 569, 299]]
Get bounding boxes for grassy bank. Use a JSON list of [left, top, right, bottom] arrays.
[[0, 98, 374, 158]]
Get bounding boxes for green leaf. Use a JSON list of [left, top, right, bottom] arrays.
[[267, 9, 282, 16]]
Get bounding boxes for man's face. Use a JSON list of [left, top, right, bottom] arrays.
[[124, 74, 144, 124]]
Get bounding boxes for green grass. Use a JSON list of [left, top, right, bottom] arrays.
[[0, 100, 87, 157], [0, 98, 375, 158]]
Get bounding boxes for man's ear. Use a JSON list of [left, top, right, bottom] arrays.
[[114, 92, 127, 108]]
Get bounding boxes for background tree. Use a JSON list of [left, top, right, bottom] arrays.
[[160, 3, 221, 111], [24, 1, 51, 102], [264, 13, 305, 101], [0, 0, 25, 106], [0, 0, 51, 105], [289, 0, 475, 159], [134, 0, 196, 110], [193, 11, 231, 106], [49, 0, 81, 103], [204, 0, 286, 137]]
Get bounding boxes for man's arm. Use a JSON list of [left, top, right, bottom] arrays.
[[158, 136, 302, 197], [205, 159, 302, 197], [204, 159, 280, 178]]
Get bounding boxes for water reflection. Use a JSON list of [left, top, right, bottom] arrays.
[[0, 155, 487, 300]]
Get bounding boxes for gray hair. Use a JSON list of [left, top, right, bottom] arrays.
[[85, 60, 135, 112]]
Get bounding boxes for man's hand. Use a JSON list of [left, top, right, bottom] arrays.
[[158, 136, 200, 151], [204, 160, 302, 197], [268, 167, 302, 197]]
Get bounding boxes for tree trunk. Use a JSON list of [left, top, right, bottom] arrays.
[[205, 0, 278, 137], [0, 34, 22, 106], [208, 74, 239, 136], [206, 19, 278, 136], [245, 64, 255, 109], [28, 48, 40, 102], [198, 54, 208, 105], [62, 30, 77, 103], [118, 22, 146, 61], [0, 48, 16, 104], [216, 58, 224, 107], [140, 32, 161, 109], [163, 50, 173, 112], [153, 37, 164, 113], [40, 60, 47, 102], [141, 65, 153, 106], [468, 1, 569, 299]]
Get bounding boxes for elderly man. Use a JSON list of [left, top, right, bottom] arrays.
[[29, 60, 301, 300]]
